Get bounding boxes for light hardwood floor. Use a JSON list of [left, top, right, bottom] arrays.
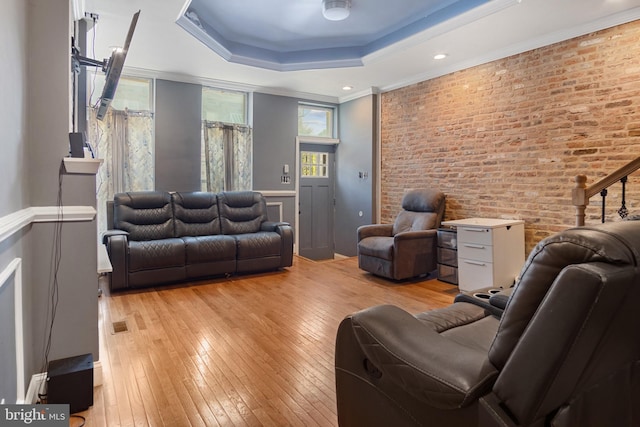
[[73, 256, 458, 427]]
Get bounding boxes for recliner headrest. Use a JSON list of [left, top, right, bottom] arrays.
[[401, 189, 445, 213]]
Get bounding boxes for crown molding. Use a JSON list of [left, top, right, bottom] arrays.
[[380, 6, 640, 94]]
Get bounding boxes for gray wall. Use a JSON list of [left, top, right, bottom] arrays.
[[335, 95, 377, 256], [0, 0, 28, 404], [27, 0, 99, 379], [252, 92, 299, 228], [151, 90, 302, 227], [253, 93, 298, 190], [0, 0, 99, 403], [155, 79, 203, 192]]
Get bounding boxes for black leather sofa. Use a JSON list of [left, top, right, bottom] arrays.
[[336, 220, 640, 426], [103, 190, 294, 291]]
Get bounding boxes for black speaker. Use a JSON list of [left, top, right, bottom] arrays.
[[68, 132, 86, 158], [47, 353, 94, 413]]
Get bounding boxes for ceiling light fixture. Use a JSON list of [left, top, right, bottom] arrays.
[[434, 53, 447, 60], [342, 85, 353, 91], [323, 0, 351, 21]]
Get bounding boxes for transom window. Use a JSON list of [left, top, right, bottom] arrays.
[[301, 151, 329, 177], [90, 74, 153, 111], [202, 87, 247, 124], [298, 104, 334, 138]]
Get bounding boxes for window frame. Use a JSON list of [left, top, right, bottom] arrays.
[[202, 86, 249, 125], [298, 103, 337, 139]]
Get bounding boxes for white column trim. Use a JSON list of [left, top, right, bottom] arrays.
[[0, 258, 24, 403], [0, 206, 96, 244]]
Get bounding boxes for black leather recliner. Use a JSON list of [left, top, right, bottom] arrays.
[[336, 221, 640, 427]]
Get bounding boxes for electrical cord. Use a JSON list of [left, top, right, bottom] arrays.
[[71, 414, 86, 426], [89, 14, 99, 108], [38, 162, 65, 399]]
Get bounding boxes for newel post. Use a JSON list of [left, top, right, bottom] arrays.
[[572, 174, 588, 226]]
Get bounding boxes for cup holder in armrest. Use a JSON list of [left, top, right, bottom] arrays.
[[455, 287, 513, 318]]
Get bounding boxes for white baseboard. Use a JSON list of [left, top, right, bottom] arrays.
[[23, 372, 47, 404], [24, 360, 103, 404]]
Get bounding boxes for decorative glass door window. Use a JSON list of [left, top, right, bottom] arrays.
[[301, 151, 329, 177]]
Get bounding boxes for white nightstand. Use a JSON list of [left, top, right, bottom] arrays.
[[441, 218, 525, 292]]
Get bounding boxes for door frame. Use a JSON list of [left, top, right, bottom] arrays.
[[295, 136, 340, 255]]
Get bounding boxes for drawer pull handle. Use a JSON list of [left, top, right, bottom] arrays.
[[464, 260, 486, 266], [461, 227, 488, 232], [463, 244, 486, 249]]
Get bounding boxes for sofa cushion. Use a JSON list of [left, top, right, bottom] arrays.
[[235, 232, 281, 260], [114, 191, 174, 241], [219, 191, 268, 235], [128, 238, 185, 272], [182, 235, 236, 263], [172, 192, 222, 237]]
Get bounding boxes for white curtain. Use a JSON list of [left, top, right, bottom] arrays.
[[89, 108, 154, 235], [201, 121, 252, 192]]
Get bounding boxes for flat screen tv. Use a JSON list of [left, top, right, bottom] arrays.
[[95, 10, 140, 120]]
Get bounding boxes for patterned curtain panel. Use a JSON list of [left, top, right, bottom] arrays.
[[201, 121, 252, 192], [88, 108, 154, 235]]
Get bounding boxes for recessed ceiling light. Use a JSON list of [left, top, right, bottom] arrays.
[[342, 85, 353, 91], [434, 53, 447, 60]]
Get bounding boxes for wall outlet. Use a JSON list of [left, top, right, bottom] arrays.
[[280, 175, 291, 184]]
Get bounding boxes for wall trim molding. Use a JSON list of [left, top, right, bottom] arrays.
[[0, 206, 97, 244], [258, 190, 296, 197], [0, 258, 24, 403]]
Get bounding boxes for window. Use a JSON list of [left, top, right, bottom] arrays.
[[201, 87, 252, 192], [301, 151, 329, 177], [298, 104, 334, 138], [90, 75, 152, 111], [202, 87, 247, 124], [89, 75, 154, 235]]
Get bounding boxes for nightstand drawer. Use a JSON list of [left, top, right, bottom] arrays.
[[437, 247, 458, 267], [437, 229, 457, 249], [438, 264, 458, 285], [458, 242, 493, 262], [458, 227, 492, 245], [458, 258, 493, 291]]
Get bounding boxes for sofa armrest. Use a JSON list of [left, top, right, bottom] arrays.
[[261, 221, 290, 232], [102, 229, 129, 245], [104, 233, 129, 291], [357, 224, 393, 241], [262, 222, 294, 267], [347, 304, 498, 409]]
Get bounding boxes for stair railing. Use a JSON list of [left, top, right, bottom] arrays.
[[572, 157, 640, 226]]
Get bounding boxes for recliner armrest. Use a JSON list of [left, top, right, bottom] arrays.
[[357, 224, 393, 241], [348, 304, 498, 409], [102, 229, 129, 245], [393, 229, 437, 242]]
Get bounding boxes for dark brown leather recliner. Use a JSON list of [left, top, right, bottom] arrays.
[[357, 189, 445, 280], [336, 221, 640, 427]]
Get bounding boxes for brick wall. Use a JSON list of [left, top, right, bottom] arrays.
[[381, 20, 640, 253]]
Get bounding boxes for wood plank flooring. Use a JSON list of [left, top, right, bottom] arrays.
[[73, 256, 459, 427]]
